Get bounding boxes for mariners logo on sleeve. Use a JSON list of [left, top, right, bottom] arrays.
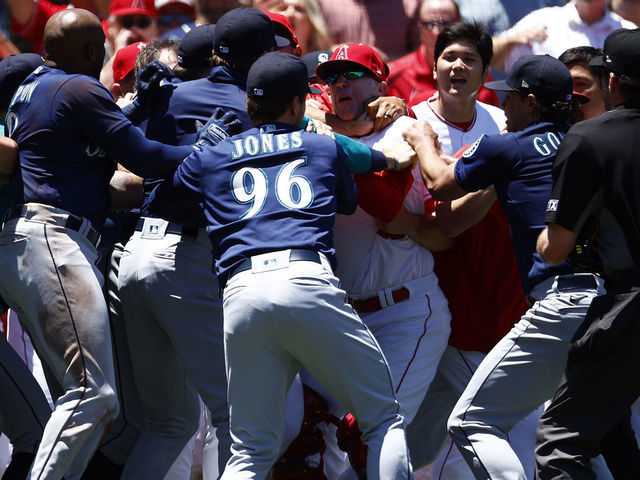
[[547, 199, 559, 212], [462, 135, 484, 158]]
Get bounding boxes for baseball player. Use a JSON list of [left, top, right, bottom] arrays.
[[148, 51, 414, 480], [0, 9, 192, 479], [404, 54, 605, 480], [383, 22, 539, 478], [308, 42, 452, 478]]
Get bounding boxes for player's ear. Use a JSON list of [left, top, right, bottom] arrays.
[[377, 81, 388, 96], [112, 83, 123, 101], [482, 65, 489, 83]]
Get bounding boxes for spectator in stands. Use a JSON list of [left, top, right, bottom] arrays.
[[253, 0, 332, 54], [492, 0, 636, 71], [387, 0, 499, 107]]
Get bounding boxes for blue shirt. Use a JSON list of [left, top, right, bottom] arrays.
[[148, 122, 358, 283], [454, 121, 574, 293], [6, 66, 192, 228], [145, 65, 252, 146]]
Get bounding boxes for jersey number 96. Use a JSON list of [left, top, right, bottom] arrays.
[[231, 158, 314, 219]]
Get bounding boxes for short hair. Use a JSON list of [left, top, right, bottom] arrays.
[[537, 97, 578, 124], [211, 52, 264, 76], [558, 46, 606, 77], [246, 92, 306, 123], [613, 72, 640, 98], [434, 21, 492, 69], [134, 39, 180, 79]]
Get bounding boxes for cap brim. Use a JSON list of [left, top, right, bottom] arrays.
[[589, 55, 605, 68], [275, 35, 291, 49], [483, 79, 517, 92], [315, 59, 373, 81], [573, 90, 590, 104], [112, 7, 157, 17], [308, 85, 322, 94]]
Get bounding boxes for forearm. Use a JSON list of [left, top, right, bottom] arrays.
[[0, 137, 18, 176], [490, 33, 519, 71], [107, 125, 192, 179], [414, 142, 464, 201], [435, 187, 497, 237], [401, 211, 454, 252], [537, 224, 576, 266], [110, 170, 144, 210]]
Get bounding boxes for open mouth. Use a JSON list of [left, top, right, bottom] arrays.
[[337, 95, 354, 104], [450, 77, 466, 87]]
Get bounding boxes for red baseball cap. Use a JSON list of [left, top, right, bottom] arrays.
[[315, 43, 389, 82], [113, 42, 149, 83], [573, 90, 590, 104], [110, 0, 157, 18], [263, 11, 298, 47]]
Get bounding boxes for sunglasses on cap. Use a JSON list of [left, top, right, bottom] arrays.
[[324, 70, 367, 85], [419, 18, 452, 31], [158, 13, 193, 26], [120, 15, 153, 29]]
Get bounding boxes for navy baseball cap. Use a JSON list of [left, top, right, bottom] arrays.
[[590, 28, 640, 78], [302, 50, 331, 80], [247, 52, 321, 101], [0, 53, 44, 106], [485, 54, 573, 103], [213, 8, 290, 61], [178, 24, 215, 68]]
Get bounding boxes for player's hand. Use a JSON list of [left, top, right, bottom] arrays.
[[402, 120, 441, 153], [382, 139, 416, 171], [134, 60, 174, 112], [196, 107, 243, 148], [366, 96, 408, 132], [305, 118, 335, 139]]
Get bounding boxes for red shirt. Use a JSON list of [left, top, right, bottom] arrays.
[[433, 200, 528, 353], [387, 45, 500, 108]]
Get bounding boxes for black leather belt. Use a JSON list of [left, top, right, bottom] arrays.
[[229, 249, 321, 279], [135, 218, 199, 238], [4, 204, 100, 246], [556, 274, 599, 291]]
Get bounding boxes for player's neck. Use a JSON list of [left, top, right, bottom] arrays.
[[433, 94, 476, 124]]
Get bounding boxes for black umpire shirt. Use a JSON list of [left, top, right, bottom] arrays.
[[545, 99, 640, 275]]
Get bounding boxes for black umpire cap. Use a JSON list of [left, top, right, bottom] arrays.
[[590, 28, 640, 79], [484, 54, 573, 103], [247, 52, 321, 101]]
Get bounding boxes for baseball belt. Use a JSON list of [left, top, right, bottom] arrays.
[[230, 249, 322, 279], [349, 286, 410, 314], [3, 204, 100, 246], [135, 217, 200, 238], [555, 274, 599, 291]]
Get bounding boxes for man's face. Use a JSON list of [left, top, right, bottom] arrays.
[[418, 0, 460, 63], [502, 91, 531, 132], [568, 62, 606, 120], [109, 15, 158, 50], [434, 40, 486, 103], [328, 69, 386, 121]]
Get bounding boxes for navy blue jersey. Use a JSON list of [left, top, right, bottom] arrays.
[[150, 122, 358, 282], [6, 66, 192, 228], [145, 65, 253, 146], [454, 121, 574, 293]]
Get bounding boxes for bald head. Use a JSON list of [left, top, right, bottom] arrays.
[[44, 9, 106, 77]]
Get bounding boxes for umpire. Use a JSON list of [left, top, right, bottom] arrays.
[[536, 28, 640, 479]]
